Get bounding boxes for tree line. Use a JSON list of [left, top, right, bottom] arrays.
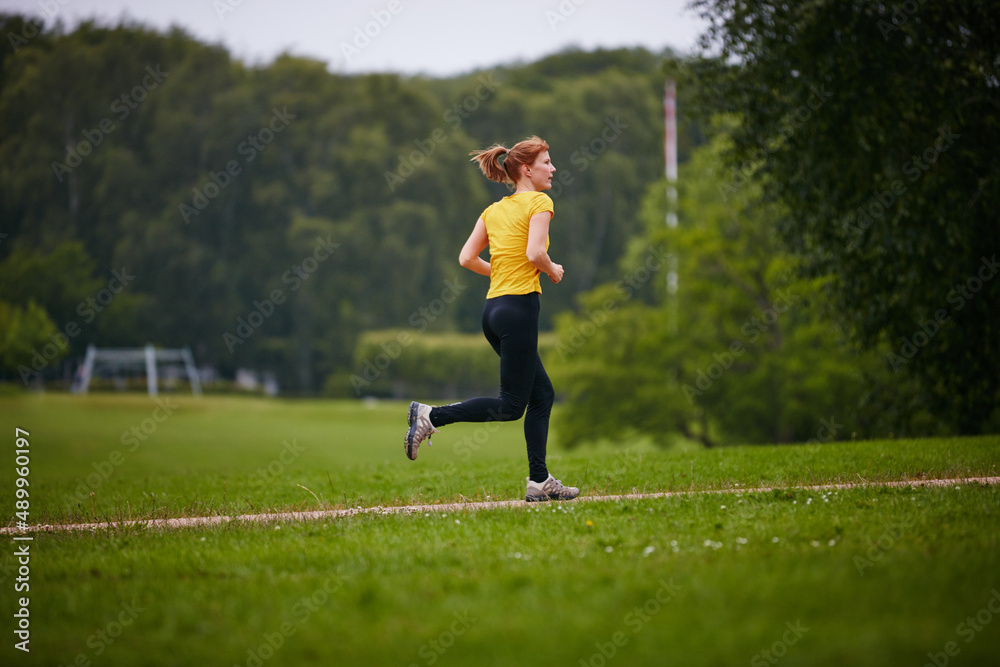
[[3, 4, 996, 445], [0, 14, 691, 395]]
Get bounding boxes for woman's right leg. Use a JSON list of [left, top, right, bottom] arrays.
[[429, 293, 539, 426]]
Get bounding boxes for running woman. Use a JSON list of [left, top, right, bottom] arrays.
[[404, 136, 579, 502]]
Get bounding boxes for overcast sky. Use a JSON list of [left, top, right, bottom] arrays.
[[2, 0, 709, 76]]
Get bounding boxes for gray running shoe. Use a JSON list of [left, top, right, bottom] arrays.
[[525, 474, 580, 502], [404, 401, 438, 460]]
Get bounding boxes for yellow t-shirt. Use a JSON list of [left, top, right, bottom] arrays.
[[482, 191, 554, 298]]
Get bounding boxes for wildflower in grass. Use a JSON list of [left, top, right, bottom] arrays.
[[643, 546, 655, 556], [772, 537, 780, 543], [605, 546, 614, 553], [811, 540, 821, 547], [736, 537, 748, 545]]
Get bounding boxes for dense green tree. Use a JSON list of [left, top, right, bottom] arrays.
[[0, 299, 61, 380], [0, 241, 142, 381], [682, 0, 1000, 432], [1, 17, 685, 394], [550, 133, 881, 447]]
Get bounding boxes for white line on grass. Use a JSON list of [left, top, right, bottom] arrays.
[[4, 476, 998, 534]]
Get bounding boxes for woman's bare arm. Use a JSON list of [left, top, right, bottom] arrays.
[[459, 218, 491, 277], [526, 211, 563, 283]]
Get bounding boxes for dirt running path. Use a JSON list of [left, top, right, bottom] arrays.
[[5, 476, 999, 535]]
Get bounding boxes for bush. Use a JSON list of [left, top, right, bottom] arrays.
[[330, 330, 558, 400]]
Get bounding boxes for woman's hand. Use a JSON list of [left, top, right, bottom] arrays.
[[548, 263, 564, 284]]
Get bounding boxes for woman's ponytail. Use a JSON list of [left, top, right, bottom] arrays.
[[469, 144, 512, 185], [470, 136, 548, 190]]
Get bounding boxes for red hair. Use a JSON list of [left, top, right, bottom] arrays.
[[469, 136, 549, 189]]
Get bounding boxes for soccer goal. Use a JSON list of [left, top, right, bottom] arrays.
[[72, 344, 202, 397]]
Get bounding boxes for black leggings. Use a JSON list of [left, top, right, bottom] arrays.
[[430, 292, 554, 483]]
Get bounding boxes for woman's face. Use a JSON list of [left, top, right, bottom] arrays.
[[524, 151, 556, 191]]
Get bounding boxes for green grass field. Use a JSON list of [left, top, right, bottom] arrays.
[[1, 394, 999, 666]]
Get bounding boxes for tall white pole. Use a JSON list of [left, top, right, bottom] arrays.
[[665, 80, 678, 227], [665, 80, 679, 334]]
